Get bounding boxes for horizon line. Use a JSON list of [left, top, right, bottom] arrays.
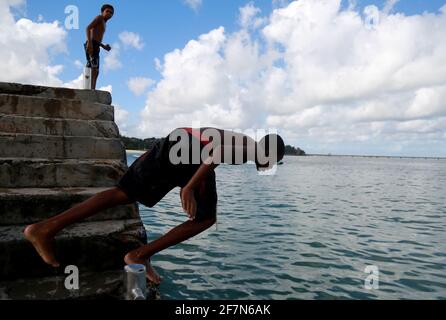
[[306, 154, 446, 160]]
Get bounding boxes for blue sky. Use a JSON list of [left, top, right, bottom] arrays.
[[23, 0, 444, 84], [23, 1, 282, 96], [4, 0, 446, 156]]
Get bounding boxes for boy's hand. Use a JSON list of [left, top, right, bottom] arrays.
[[180, 187, 196, 220]]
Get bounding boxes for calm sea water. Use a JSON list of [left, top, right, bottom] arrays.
[[126, 153, 446, 300]]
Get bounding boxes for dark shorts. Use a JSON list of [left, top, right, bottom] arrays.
[[116, 138, 217, 221], [84, 40, 100, 69]]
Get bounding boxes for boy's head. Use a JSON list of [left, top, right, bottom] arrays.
[[255, 134, 285, 171], [101, 4, 114, 20]]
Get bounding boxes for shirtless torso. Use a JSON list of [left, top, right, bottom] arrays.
[[87, 15, 106, 44]]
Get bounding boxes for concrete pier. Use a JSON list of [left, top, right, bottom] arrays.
[[0, 82, 151, 300]]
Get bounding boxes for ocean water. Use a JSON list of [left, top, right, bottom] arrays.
[[126, 153, 446, 300]]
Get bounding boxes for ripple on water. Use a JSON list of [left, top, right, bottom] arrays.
[[126, 154, 446, 300]]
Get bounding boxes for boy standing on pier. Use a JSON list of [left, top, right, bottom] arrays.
[[84, 4, 114, 90]]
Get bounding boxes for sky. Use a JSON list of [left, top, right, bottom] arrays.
[[1, 0, 446, 157]]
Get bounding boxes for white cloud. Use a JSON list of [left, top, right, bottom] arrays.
[[74, 59, 83, 69], [383, 0, 400, 15], [183, 0, 202, 12], [98, 85, 113, 93], [239, 2, 266, 29], [272, 0, 291, 9], [62, 72, 113, 93], [347, 0, 357, 11], [113, 103, 131, 136], [104, 42, 122, 71], [0, 0, 67, 86], [138, 27, 241, 135], [118, 31, 144, 50], [260, 0, 446, 122], [0, 1, 124, 89], [127, 77, 155, 96], [63, 73, 84, 89], [104, 31, 144, 72], [137, 0, 446, 156]]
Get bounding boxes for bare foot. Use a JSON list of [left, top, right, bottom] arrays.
[[23, 224, 60, 268], [124, 253, 162, 285]]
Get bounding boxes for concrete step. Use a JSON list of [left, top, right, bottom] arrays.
[[0, 114, 119, 138], [0, 94, 114, 121], [0, 270, 160, 300], [0, 187, 139, 226], [0, 82, 112, 105], [0, 158, 127, 188], [0, 219, 147, 280], [0, 133, 126, 160]]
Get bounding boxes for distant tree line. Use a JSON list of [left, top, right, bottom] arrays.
[[119, 135, 306, 156], [285, 145, 306, 156], [119, 135, 158, 151]]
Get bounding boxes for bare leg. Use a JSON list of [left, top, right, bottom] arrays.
[[125, 217, 216, 284], [91, 68, 99, 90], [24, 187, 133, 267]]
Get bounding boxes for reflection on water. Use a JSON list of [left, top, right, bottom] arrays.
[[126, 152, 446, 300]]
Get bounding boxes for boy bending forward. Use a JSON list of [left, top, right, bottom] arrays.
[[24, 127, 285, 285]]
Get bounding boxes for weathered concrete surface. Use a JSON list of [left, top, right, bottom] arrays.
[[0, 114, 119, 138], [0, 82, 112, 105], [0, 82, 148, 299], [0, 94, 114, 121], [0, 270, 161, 300], [0, 219, 147, 280], [0, 133, 126, 160], [0, 159, 126, 188], [0, 187, 139, 226]]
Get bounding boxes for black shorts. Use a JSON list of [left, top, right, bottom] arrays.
[[116, 138, 217, 221], [84, 40, 100, 69]]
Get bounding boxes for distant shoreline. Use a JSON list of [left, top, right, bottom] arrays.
[[125, 150, 444, 160], [306, 154, 445, 160]]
